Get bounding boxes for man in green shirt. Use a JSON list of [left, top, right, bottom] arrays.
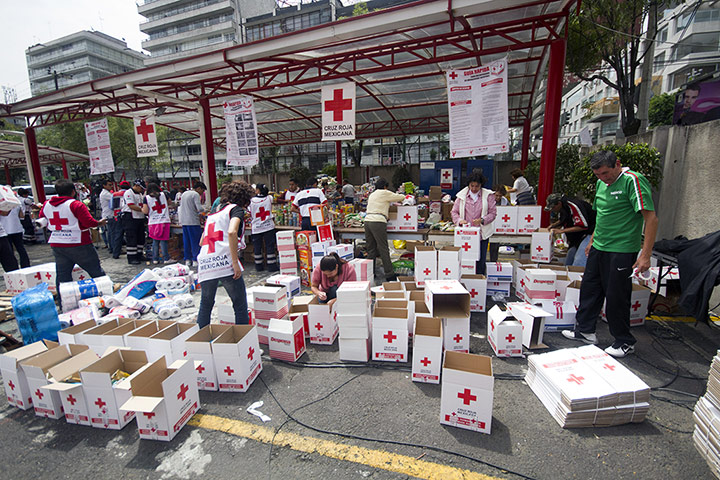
[[562, 151, 658, 357]]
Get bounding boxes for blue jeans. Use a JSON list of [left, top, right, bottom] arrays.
[[182, 225, 203, 262], [152, 239, 169, 262], [107, 217, 123, 258], [197, 274, 249, 328], [52, 244, 106, 309], [567, 235, 591, 267]]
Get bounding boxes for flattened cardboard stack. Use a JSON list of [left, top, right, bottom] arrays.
[[336, 281, 372, 362], [525, 345, 650, 428], [692, 350, 720, 477]]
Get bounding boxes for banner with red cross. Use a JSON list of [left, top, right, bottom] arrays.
[[133, 114, 159, 158], [440, 168, 453, 189], [321, 82, 355, 141], [84, 117, 114, 175]]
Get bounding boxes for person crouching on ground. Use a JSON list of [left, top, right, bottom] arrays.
[[249, 183, 279, 272], [196, 181, 255, 328], [311, 252, 357, 307], [451, 172, 497, 275]]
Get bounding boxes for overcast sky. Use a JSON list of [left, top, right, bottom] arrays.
[[2, 0, 360, 102]]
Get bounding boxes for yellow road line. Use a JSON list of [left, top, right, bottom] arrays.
[[188, 413, 501, 480], [649, 315, 699, 323]]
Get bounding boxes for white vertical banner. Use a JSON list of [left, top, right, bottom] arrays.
[[84, 118, 114, 175], [321, 82, 355, 141], [134, 114, 159, 157], [447, 58, 509, 158], [440, 168, 453, 189], [225, 96, 259, 167]]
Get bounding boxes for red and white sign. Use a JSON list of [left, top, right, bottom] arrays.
[[440, 351, 494, 434], [133, 114, 159, 158], [440, 168, 453, 189], [453, 226, 481, 260], [85, 118, 114, 175], [224, 96, 259, 167], [531, 230, 553, 263], [268, 316, 306, 362], [487, 305, 523, 358], [212, 325, 262, 392], [495, 206, 517, 234], [412, 316, 443, 384], [321, 82, 355, 141], [517, 206, 541, 234]]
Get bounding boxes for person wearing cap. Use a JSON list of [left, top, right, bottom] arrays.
[[545, 193, 595, 267], [249, 183, 278, 272], [122, 180, 147, 265], [179, 181, 207, 267], [451, 171, 497, 274]]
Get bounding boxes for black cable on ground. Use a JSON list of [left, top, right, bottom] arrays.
[[258, 375, 539, 480], [646, 418, 694, 435]]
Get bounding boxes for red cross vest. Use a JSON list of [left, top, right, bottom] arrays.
[[42, 199, 82, 244], [249, 196, 274, 234], [197, 203, 244, 283], [146, 193, 170, 225]]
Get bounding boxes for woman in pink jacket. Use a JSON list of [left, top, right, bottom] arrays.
[[451, 172, 497, 275]]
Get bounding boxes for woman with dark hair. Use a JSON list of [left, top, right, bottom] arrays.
[[249, 183, 278, 272], [310, 252, 357, 307], [196, 181, 255, 328], [451, 171, 496, 274], [142, 183, 171, 264], [364, 177, 405, 283], [506, 169, 535, 205]]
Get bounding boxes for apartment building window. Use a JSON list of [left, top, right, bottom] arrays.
[[695, 9, 720, 23], [658, 27, 668, 44], [654, 52, 665, 72]]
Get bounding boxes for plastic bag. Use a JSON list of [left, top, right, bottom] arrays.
[[11, 283, 61, 343], [393, 240, 406, 250]]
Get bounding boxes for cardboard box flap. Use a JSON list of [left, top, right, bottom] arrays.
[[187, 324, 232, 343], [397, 276, 415, 283], [0, 340, 49, 369], [58, 320, 97, 336], [383, 291, 406, 299], [22, 344, 76, 373], [444, 351, 493, 376], [42, 381, 82, 392], [104, 320, 151, 337], [47, 349, 98, 382], [375, 299, 409, 310], [119, 395, 164, 413], [567, 280, 583, 289], [291, 295, 315, 312], [415, 316, 442, 337], [151, 322, 195, 340], [268, 317, 295, 334], [373, 308, 409, 320], [128, 357, 171, 398], [414, 246, 436, 253], [213, 325, 255, 344], [409, 291, 425, 302], [414, 301, 430, 315], [382, 282, 403, 291], [460, 274, 486, 280]]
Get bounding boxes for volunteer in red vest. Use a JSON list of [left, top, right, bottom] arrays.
[[39, 179, 107, 296], [310, 253, 357, 307], [451, 171, 497, 275], [196, 181, 255, 328], [249, 183, 278, 272], [278, 178, 300, 204], [142, 183, 171, 265], [122, 179, 147, 265]]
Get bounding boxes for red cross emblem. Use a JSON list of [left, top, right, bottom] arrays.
[[567, 374, 584, 385], [453, 334, 462, 343], [177, 383, 189, 401], [555, 291, 561, 298], [34, 272, 42, 281], [440, 285, 453, 290], [324, 88, 353, 121], [457, 388, 477, 405], [423, 268, 431, 275], [536, 246, 543, 253], [67, 395, 77, 406], [631, 301, 642, 311], [94, 398, 106, 409], [442, 170, 451, 180], [196, 364, 206, 374], [45, 272, 52, 280], [143, 412, 156, 419], [524, 214, 534, 223], [505, 333, 516, 343], [49, 211, 69, 230], [420, 357, 431, 367], [151, 201, 165, 214], [469, 289, 478, 298], [603, 363, 616, 371], [78, 274, 86, 280], [403, 213, 412, 221], [384, 331, 397, 343], [449, 71, 458, 80], [35, 389, 44, 400], [520, 279, 525, 288], [315, 322, 323, 331], [443, 268, 451, 276], [136, 118, 155, 142], [248, 346, 255, 360], [501, 214, 511, 223], [460, 242, 472, 252], [256, 206, 270, 221], [224, 366, 235, 376], [7, 380, 15, 390], [202, 223, 224, 254]]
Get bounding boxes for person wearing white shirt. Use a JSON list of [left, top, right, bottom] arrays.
[[0, 212, 18, 272], [122, 179, 147, 264], [0, 204, 29, 268], [506, 168, 535, 205], [249, 184, 278, 272], [98, 179, 115, 251], [291, 178, 327, 231], [178, 181, 207, 266]]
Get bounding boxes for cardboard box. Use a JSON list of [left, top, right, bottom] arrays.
[[460, 258, 476, 276], [512, 259, 537, 285], [338, 338, 371, 362], [1, 340, 53, 410], [290, 294, 314, 337], [372, 308, 409, 362], [443, 316, 470, 353], [495, 206, 518, 234], [307, 297, 338, 345], [337, 307, 372, 339], [461, 274, 487, 313], [309, 205, 328, 226], [212, 325, 262, 392], [601, 284, 652, 327], [536, 300, 577, 332], [348, 258, 374, 282], [268, 316, 306, 362], [125, 321, 176, 352], [295, 230, 317, 247], [565, 280, 582, 307], [146, 322, 199, 364], [429, 186, 443, 201], [336, 281, 371, 304], [506, 303, 551, 349], [81, 318, 135, 355], [120, 357, 200, 442], [57, 320, 97, 346], [517, 206, 542, 234], [524, 268, 557, 300], [412, 316, 443, 384], [279, 249, 297, 265], [253, 285, 289, 320], [566, 266, 585, 283], [441, 202, 453, 222], [276, 230, 295, 251], [395, 206, 418, 231], [438, 247, 461, 280], [414, 246, 437, 285], [410, 300, 428, 337], [554, 275, 572, 301], [101, 320, 152, 349], [185, 325, 232, 391], [311, 240, 336, 258], [487, 305, 524, 357], [531, 230, 552, 263], [327, 244, 354, 261], [453, 227, 482, 260], [440, 351, 494, 434], [79, 349, 149, 429], [486, 281, 511, 297], [486, 262, 513, 282], [424, 280, 471, 318], [266, 274, 301, 299]]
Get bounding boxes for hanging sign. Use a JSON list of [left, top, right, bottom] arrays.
[[321, 82, 355, 141], [440, 168, 453, 189], [84, 118, 114, 175], [225, 96, 260, 167], [134, 114, 159, 157], [447, 58, 509, 158]]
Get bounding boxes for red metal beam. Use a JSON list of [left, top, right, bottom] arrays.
[[24, 127, 45, 203]]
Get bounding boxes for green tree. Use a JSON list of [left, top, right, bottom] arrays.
[[648, 92, 676, 128], [352, 3, 369, 16], [391, 165, 412, 190], [320, 163, 347, 179], [345, 139, 364, 167], [289, 164, 311, 188]]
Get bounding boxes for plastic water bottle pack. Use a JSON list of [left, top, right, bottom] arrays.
[[11, 283, 61, 343]]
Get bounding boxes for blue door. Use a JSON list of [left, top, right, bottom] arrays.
[[419, 160, 462, 196]]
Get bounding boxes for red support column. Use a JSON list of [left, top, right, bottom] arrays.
[[521, 118, 531, 170], [199, 98, 218, 202], [335, 141, 342, 182], [61, 157, 69, 179], [24, 127, 46, 203], [538, 39, 566, 226], [4, 164, 11, 186]]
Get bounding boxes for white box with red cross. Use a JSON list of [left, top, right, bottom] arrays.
[[414, 246, 437, 286], [440, 351, 494, 434], [276, 230, 295, 251], [308, 296, 339, 345], [600, 284, 652, 327], [506, 302, 551, 349], [395, 206, 418, 232], [372, 308, 408, 362], [495, 206, 518, 234], [78, 348, 150, 429], [460, 274, 487, 313], [453, 227, 482, 261], [1, 340, 53, 410], [517, 206, 542, 234], [120, 357, 200, 442], [487, 305, 524, 358], [437, 247, 461, 280], [212, 325, 263, 392], [267, 274, 301, 299], [268, 316, 306, 362], [536, 300, 577, 332], [531, 230, 553, 263], [524, 268, 557, 300], [185, 325, 232, 391], [412, 316, 443, 384], [146, 322, 199, 364], [486, 262, 513, 282], [423, 280, 471, 319], [443, 316, 470, 353]]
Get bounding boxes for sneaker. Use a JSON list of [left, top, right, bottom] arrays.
[[152, 260, 159, 265], [561, 330, 598, 344], [604, 342, 635, 358], [185, 260, 193, 267]]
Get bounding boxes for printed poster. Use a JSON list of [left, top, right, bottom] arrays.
[[84, 118, 114, 175], [224, 96, 259, 167]]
